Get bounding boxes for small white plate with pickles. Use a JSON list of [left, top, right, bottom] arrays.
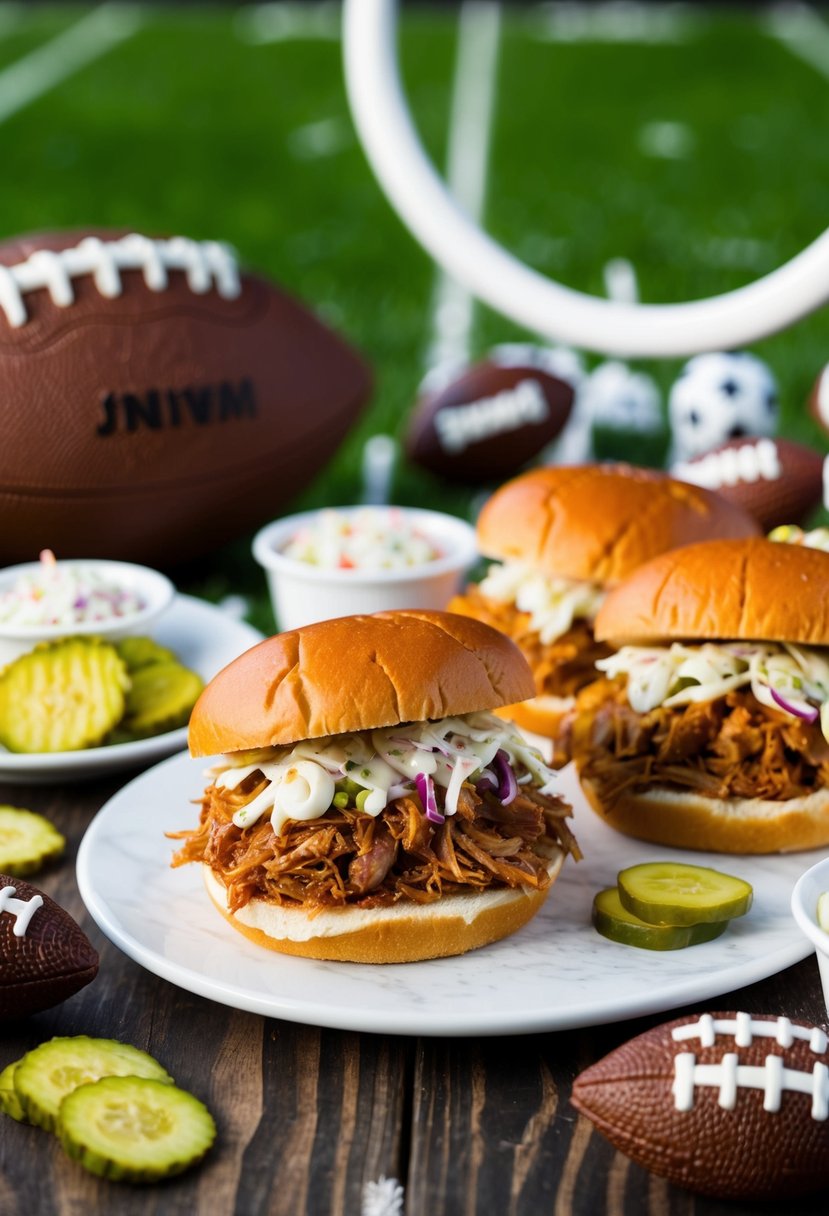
[[0, 596, 262, 784]]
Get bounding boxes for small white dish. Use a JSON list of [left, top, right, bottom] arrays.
[[252, 506, 478, 630], [790, 856, 829, 1017], [0, 595, 263, 784], [0, 558, 175, 666]]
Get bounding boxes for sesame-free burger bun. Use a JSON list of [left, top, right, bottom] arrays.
[[203, 856, 564, 963], [477, 464, 760, 584], [594, 537, 829, 646], [578, 776, 829, 855], [188, 609, 536, 757]]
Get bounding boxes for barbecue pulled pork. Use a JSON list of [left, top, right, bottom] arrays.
[[573, 678, 829, 805], [171, 773, 580, 914]]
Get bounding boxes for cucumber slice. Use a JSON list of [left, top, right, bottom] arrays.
[[57, 1077, 216, 1183], [0, 1059, 27, 1122], [0, 806, 65, 876], [14, 1036, 173, 1132], [0, 639, 128, 753], [617, 861, 753, 926], [122, 662, 204, 736], [818, 891, 829, 933], [592, 887, 729, 951]]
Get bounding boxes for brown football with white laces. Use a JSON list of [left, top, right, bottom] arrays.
[[0, 229, 371, 566], [672, 436, 824, 530], [571, 1010, 829, 1200], [0, 875, 98, 1018]]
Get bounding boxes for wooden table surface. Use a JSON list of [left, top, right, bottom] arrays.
[[1, 769, 827, 1216]]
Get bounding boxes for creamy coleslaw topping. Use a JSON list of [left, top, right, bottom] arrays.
[[478, 561, 605, 644], [0, 550, 146, 628], [598, 641, 829, 739], [282, 508, 442, 571], [769, 525, 829, 553], [212, 711, 559, 838]]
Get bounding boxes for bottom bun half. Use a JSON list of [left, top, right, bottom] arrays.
[[203, 856, 564, 964], [579, 776, 829, 855]]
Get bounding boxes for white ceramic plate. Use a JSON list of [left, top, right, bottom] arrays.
[[0, 596, 263, 783], [77, 756, 821, 1036]]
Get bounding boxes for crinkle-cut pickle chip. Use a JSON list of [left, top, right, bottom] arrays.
[[0, 1059, 27, 1123], [14, 1036, 173, 1132], [0, 638, 128, 753], [115, 636, 178, 673], [592, 887, 729, 951], [617, 861, 753, 926], [58, 1076, 216, 1184], [122, 662, 204, 736], [0, 805, 65, 875]]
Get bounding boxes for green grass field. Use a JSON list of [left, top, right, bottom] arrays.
[[2, 1, 829, 630]]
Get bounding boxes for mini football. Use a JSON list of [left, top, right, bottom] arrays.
[[0, 874, 98, 1019], [672, 436, 824, 530], [405, 345, 575, 483], [0, 230, 371, 566], [571, 1010, 829, 1201]]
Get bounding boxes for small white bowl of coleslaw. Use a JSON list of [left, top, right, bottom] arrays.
[[791, 857, 829, 1020], [252, 506, 479, 630], [0, 552, 175, 666]]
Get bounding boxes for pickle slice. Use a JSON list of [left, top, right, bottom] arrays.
[[593, 887, 729, 951], [0, 806, 65, 875], [15, 1036, 173, 1132], [0, 639, 128, 753], [57, 1075, 215, 1183], [122, 662, 204, 736], [0, 1060, 27, 1122], [115, 637, 178, 673], [617, 862, 753, 926], [818, 891, 829, 933]]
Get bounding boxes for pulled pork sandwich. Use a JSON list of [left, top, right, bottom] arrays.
[[172, 610, 578, 963], [449, 464, 759, 758], [573, 537, 829, 854]]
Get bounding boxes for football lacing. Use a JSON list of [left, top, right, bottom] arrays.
[[672, 1012, 828, 1054], [0, 887, 43, 938], [673, 1050, 829, 1120], [0, 233, 241, 328]]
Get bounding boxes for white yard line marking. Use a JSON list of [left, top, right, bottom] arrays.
[[767, 2, 829, 78], [529, 1, 696, 44], [236, 2, 340, 45], [0, 4, 139, 126], [426, 1, 502, 376]]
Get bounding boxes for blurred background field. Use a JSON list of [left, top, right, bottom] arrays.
[[2, 1, 829, 628]]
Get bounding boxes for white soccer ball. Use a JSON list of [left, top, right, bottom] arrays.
[[582, 360, 662, 433], [668, 351, 778, 463]]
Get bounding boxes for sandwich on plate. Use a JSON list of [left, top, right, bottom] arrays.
[[449, 463, 759, 759], [171, 609, 579, 962], [572, 537, 829, 853]]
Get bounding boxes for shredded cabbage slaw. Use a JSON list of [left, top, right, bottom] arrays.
[[598, 641, 829, 739], [478, 561, 605, 644], [212, 711, 559, 838], [282, 508, 442, 571]]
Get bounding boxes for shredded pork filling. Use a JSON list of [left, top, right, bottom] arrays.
[[171, 773, 579, 914], [457, 587, 612, 699], [574, 679, 829, 805]]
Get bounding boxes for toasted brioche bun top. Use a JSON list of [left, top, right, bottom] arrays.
[[476, 464, 759, 584], [188, 609, 536, 757], [594, 537, 829, 646]]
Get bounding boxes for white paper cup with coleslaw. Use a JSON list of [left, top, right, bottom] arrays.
[[0, 552, 175, 666], [791, 857, 829, 1020], [252, 506, 479, 630]]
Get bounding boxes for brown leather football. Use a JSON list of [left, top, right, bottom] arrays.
[[405, 349, 574, 483], [571, 1010, 829, 1200], [0, 230, 371, 566], [672, 436, 825, 530], [0, 875, 98, 1018]]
